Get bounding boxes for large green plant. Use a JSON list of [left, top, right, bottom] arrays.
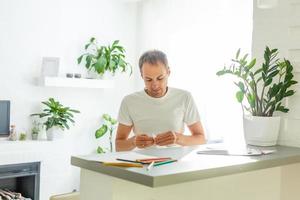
[[31, 98, 80, 131], [217, 46, 298, 117], [95, 114, 117, 153], [77, 37, 132, 76]]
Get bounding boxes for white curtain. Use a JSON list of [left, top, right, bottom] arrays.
[[136, 0, 253, 144]]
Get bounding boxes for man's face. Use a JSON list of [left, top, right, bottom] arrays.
[[141, 62, 170, 98]]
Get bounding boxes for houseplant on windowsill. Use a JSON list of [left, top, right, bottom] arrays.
[[95, 114, 117, 153], [217, 46, 298, 146], [31, 98, 80, 140], [77, 37, 132, 79]]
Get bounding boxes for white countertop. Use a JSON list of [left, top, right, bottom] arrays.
[[71, 144, 300, 187]]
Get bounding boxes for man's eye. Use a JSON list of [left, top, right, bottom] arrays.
[[146, 79, 152, 82], [158, 77, 164, 81]]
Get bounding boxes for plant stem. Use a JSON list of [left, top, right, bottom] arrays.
[[109, 129, 113, 152], [242, 79, 255, 115], [259, 85, 266, 115], [249, 73, 260, 115], [240, 103, 245, 116]]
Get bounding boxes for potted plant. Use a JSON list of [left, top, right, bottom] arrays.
[[217, 46, 298, 146], [19, 133, 27, 141], [95, 114, 117, 153], [31, 120, 41, 140], [77, 37, 132, 78], [31, 98, 80, 140]]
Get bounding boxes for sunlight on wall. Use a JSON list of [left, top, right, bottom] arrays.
[[137, 0, 253, 145]]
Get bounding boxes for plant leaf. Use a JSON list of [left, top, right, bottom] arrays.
[[77, 55, 84, 64], [235, 48, 241, 59], [95, 125, 108, 139], [248, 58, 256, 69], [97, 146, 105, 154], [236, 91, 244, 103], [265, 78, 272, 86], [111, 119, 117, 125], [102, 114, 111, 121], [90, 37, 96, 43], [284, 90, 295, 97]]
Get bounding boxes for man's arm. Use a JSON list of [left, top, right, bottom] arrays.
[[176, 121, 206, 146], [115, 123, 155, 151], [155, 121, 206, 146], [115, 123, 136, 151]]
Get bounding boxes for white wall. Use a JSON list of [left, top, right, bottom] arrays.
[[1, 0, 299, 198], [0, 0, 137, 198], [252, 0, 300, 146], [135, 0, 253, 144]]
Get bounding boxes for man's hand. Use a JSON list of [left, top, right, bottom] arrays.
[[154, 131, 177, 146], [134, 134, 155, 149]]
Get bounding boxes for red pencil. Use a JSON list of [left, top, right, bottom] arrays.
[[136, 157, 172, 163]]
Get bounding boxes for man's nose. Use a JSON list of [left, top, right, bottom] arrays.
[[151, 81, 159, 89]]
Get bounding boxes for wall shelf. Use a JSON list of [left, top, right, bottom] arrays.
[[39, 76, 114, 89]]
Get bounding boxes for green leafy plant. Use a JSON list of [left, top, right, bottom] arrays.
[[217, 46, 298, 117], [77, 37, 132, 76], [19, 133, 27, 141], [31, 98, 80, 131], [95, 114, 117, 153]]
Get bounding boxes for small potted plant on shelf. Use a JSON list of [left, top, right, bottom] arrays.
[[31, 120, 41, 140], [77, 37, 132, 79], [95, 114, 117, 153], [216, 46, 298, 146], [19, 133, 27, 141], [31, 98, 80, 140]]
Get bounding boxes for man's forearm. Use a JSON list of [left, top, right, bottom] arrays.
[[176, 134, 206, 146], [115, 136, 136, 151]]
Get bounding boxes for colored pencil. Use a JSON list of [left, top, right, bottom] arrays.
[[153, 159, 177, 167], [116, 158, 144, 164], [136, 157, 172, 162], [146, 161, 155, 171], [103, 162, 143, 168]]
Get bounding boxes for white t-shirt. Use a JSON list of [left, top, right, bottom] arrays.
[[117, 87, 200, 136]]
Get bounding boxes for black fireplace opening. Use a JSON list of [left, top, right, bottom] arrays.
[[0, 162, 40, 200]]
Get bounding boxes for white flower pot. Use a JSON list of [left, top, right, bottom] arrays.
[[87, 69, 114, 80], [243, 115, 281, 146], [102, 72, 114, 80], [87, 69, 103, 79], [87, 69, 113, 79], [46, 127, 64, 141]]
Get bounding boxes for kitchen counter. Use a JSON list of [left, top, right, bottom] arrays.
[[72, 144, 300, 200]]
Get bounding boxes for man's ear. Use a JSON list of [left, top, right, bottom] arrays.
[[167, 67, 171, 76]]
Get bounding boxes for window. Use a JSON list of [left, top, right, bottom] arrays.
[[137, 0, 253, 143]]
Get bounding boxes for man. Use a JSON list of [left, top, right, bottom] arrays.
[[116, 50, 206, 151]]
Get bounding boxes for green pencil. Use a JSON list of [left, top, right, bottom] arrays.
[[153, 159, 177, 167]]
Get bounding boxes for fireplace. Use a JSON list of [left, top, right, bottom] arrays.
[[0, 162, 40, 200]]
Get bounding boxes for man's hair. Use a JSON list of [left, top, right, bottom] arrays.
[[138, 50, 169, 72]]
